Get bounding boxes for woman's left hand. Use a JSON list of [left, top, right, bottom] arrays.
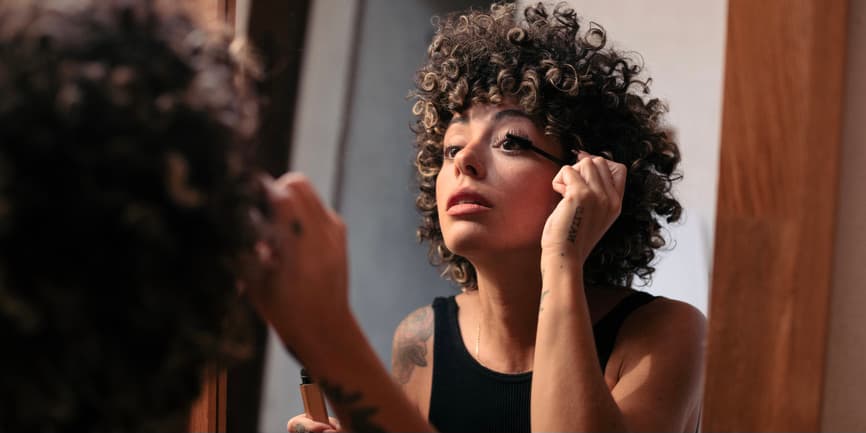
[[540, 151, 627, 270], [238, 173, 351, 358]]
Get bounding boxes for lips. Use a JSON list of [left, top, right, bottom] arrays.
[[446, 190, 492, 216]]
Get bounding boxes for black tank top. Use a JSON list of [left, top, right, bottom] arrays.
[[427, 291, 656, 433]]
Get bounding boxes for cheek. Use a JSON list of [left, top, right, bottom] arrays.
[[435, 172, 456, 230], [434, 174, 446, 215], [506, 167, 558, 201], [496, 173, 558, 221]]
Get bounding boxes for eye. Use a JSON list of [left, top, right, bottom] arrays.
[[443, 145, 462, 159], [499, 133, 533, 152]]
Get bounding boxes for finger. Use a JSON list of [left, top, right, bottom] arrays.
[[326, 209, 346, 242], [270, 174, 311, 240], [287, 417, 335, 433], [552, 167, 567, 196], [287, 176, 345, 245], [608, 161, 627, 199], [581, 153, 626, 198], [573, 154, 607, 200], [233, 244, 274, 295], [559, 166, 590, 198], [272, 171, 302, 191], [274, 172, 313, 209], [589, 156, 617, 204], [249, 206, 280, 264], [266, 176, 297, 223], [553, 164, 588, 196], [282, 173, 331, 222]]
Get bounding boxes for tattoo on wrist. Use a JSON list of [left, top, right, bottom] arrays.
[[566, 206, 584, 243], [539, 289, 550, 312], [319, 379, 386, 433], [392, 307, 433, 384]]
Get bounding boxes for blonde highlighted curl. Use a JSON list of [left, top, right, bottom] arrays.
[[411, 2, 682, 290]]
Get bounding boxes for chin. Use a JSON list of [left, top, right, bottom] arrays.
[[442, 230, 488, 258], [443, 226, 537, 259]]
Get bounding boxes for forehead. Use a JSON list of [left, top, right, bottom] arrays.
[[447, 103, 538, 127]]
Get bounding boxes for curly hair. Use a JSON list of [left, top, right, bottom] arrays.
[[411, 2, 682, 290], [0, 2, 261, 431]]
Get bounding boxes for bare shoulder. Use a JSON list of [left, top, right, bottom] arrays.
[[623, 296, 706, 351], [612, 296, 707, 376], [606, 297, 707, 430], [391, 304, 435, 386]]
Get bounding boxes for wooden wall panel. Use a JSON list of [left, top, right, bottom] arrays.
[[188, 367, 227, 433], [184, 3, 234, 432], [701, 0, 849, 431]]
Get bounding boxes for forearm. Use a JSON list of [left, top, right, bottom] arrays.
[[273, 310, 433, 433], [531, 268, 626, 432]]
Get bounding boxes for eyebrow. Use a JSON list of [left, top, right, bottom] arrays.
[[448, 115, 468, 126], [493, 108, 534, 124], [448, 108, 534, 126]]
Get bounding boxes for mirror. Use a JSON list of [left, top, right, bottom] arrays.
[[262, 0, 727, 431]]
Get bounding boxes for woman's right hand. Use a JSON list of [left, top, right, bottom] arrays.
[[540, 151, 626, 270], [287, 413, 342, 433]]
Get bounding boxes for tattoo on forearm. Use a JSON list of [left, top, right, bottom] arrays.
[[566, 206, 584, 243], [293, 424, 308, 433], [291, 220, 303, 236], [318, 380, 386, 433], [392, 307, 433, 385], [539, 289, 550, 313]]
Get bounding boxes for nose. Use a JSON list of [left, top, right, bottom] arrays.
[[453, 139, 486, 179]]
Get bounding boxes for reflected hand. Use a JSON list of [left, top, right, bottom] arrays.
[[287, 413, 342, 433], [239, 173, 350, 355]]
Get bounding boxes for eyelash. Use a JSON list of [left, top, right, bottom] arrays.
[[443, 130, 533, 159], [497, 131, 532, 152]]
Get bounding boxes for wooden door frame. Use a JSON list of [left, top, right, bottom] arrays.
[[185, 2, 234, 433], [701, 0, 849, 430], [186, 0, 312, 431]]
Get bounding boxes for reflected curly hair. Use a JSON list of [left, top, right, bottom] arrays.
[[0, 2, 260, 431], [411, 2, 682, 290]]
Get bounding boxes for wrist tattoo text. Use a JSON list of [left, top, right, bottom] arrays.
[[539, 289, 550, 313], [566, 206, 583, 243]]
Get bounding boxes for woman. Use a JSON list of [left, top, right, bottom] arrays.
[[394, 2, 705, 432], [289, 2, 705, 432]]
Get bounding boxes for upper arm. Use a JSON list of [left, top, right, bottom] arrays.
[[608, 299, 707, 432], [390, 305, 435, 416]]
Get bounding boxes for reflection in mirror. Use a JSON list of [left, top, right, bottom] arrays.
[[268, 0, 726, 431]]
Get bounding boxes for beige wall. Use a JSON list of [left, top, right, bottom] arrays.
[[821, 0, 866, 429]]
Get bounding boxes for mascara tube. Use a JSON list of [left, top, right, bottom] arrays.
[[299, 368, 329, 423]]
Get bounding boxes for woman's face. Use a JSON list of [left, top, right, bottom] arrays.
[[436, 102, 566, 260]]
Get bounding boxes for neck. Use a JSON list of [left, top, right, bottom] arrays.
[[469, 250, 543, 373]]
